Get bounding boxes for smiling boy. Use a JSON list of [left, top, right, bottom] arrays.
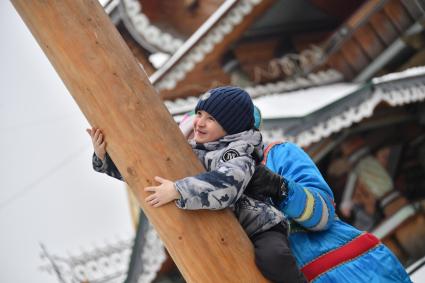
[[88, 86, 306, 283]]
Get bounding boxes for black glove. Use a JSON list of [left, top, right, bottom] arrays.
[[245, 164, 288, 204]]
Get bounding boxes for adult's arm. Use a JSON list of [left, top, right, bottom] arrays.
[[265, 142, 335, 231]]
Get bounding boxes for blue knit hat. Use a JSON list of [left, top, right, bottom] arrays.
[[195, 86, 254, 135]]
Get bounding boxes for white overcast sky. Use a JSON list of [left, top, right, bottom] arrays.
[[0, 1, 134, 282]]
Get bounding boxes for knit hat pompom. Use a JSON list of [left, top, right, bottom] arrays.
[[195, 86, 254, 135], [253, 105, 262, 130]]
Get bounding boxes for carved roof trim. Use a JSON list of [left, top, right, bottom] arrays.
[[150, 0, 263, 90], [262, 66, 425, 147], [120, 0, 184, 54], [165, 69, 343, 116]]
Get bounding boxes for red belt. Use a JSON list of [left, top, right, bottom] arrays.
[[301, 232, 380, 282]]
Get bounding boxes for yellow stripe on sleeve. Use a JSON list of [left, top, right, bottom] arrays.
[[295, 188, 315, 222]]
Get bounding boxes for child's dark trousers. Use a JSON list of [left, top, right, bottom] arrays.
[[251, 224, 307, 283]]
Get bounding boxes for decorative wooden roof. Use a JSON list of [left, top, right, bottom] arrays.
[[120, 0, 185, 54], [113, 0, 366, 99], [166, 68, 343, 116], [124, 213, 165, 283], [260, 66, 425, 146], [150, 0, 277, 99], [110, 0, 425, 103], [39, 239, 133, 283], [120, 0, 226, 54], [316, 0, 425, 81]]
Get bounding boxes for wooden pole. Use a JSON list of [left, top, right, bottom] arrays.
[[11, 1, 267, 282]]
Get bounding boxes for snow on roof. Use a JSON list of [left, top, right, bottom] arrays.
[[261, 66, 425, 146], [151, 0, 260, 89], [372, 65, 425, 85], [254, 83, 361, 119], [165, 69, 343, 115], [170, 66, 425, 147], [122, 0, 183, 53]]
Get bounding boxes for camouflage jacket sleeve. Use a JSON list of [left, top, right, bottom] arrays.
[[174, 142, 255, 210], [92, 152, 124, 181]]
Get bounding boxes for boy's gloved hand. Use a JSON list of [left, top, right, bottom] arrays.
[[245, 164, 288, 205]]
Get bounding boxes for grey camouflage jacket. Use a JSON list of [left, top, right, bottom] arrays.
[[92, 130, 286, 237]]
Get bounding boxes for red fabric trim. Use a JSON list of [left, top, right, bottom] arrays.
[[301, 233, 380, 282], [261, 142, 283, 165]]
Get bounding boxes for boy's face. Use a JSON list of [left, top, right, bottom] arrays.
[[193, 110, 226, 143]]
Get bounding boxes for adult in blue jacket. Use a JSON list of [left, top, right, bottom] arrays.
[[246, 141, 412, 282]]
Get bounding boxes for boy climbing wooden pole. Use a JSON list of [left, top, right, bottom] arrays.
[[11, 0, 267, 282]]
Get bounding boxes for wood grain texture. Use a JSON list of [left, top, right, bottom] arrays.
[[382, 0, 412, 33], [11, 1, 267, 282], [369, 11, 399, 45], [353, 24, 385, 59]]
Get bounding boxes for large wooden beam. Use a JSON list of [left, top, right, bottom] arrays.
[[11, 1, 267, 282]]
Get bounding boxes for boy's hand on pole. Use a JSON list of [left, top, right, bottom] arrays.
[[86, 127, 106, 160], [145, 176, 180, 207]]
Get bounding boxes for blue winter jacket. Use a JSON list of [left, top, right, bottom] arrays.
[[264, 142, 412, 283]]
